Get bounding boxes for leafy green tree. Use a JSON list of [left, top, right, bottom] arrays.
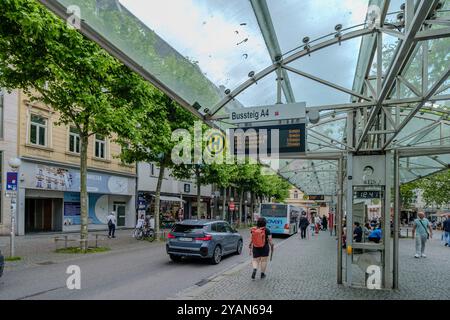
[[0, 0, 153, 249], [415, 170, 450, 208], [119, 96, 196, 237]]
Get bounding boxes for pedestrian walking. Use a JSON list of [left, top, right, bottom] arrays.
[[412, 212, 433, 258], [322, 215, 328, 231], [107, 211, 117, 239], [442, 214, 450, 247], [298, 213, 309, 239], [249, 217, 274, 280], [314, 215, 321, 233]]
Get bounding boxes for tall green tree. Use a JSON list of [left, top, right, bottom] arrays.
[[119, 96, 196, 237], [0, 0, 159, 249]]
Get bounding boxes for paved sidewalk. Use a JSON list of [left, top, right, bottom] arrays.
[[176, 231, 450, 300], [0, 229, 168, 271]]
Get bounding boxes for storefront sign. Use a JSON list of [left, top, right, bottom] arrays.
[[21, 162, 134, 195]]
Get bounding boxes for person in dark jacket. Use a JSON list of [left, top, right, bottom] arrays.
[[322, 215, 328, 231], [298, 213, 309, 239], [443, 215, 450, 247]]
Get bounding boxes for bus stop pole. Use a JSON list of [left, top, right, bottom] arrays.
[[337, 157, 343, 284], [393, 150, 400, 289]]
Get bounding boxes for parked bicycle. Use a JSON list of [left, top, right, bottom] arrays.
[[133, 225, 156, 241]]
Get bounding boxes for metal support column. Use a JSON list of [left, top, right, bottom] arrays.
[[337, 156, 343, 284], [345, 153, 353, 286], [393, 150, 400, 289], [383, 151, 393, 288]]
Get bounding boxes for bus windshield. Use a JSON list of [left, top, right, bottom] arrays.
[[261, 204, 288, 217]]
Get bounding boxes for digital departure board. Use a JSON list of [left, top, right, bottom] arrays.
[[231, 123, 306, 156], [354, 190, 382, 199]]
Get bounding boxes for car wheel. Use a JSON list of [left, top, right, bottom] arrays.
[[210, 246, 222, 265], [235, 239, 243, 255], [170, 255, 182, 263]]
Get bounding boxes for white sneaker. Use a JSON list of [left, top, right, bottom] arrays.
[[421, 254, 427, 258], [414, 254, 420, 258]]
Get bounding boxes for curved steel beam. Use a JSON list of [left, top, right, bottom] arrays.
[[207, 28, 376, 118]]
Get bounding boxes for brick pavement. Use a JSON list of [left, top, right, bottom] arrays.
[[176, 230, 450, 300], [0, 228, 169, 271]]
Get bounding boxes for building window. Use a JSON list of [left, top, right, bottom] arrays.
[[68, 127, 80, 154], [95, 134, 106, 159], [30, 114, 47, 146], [294, 191, 298, 199]]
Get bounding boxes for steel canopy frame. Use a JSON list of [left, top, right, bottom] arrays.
[[250, 0, 296, 103], [355, 0, 441, 151], [37, 0, 449, 194]]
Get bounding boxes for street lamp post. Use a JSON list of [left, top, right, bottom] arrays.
[[8, 157, 21, 258]]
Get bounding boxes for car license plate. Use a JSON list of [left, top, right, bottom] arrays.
[[179, 237, 192, 242]]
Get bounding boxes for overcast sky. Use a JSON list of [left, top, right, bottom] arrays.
[[119, 0, 396, 108]]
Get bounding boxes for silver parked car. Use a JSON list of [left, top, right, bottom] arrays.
[[166, 220, 243, 264]]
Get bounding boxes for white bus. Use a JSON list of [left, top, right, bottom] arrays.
[[259, 203, 304, 236]]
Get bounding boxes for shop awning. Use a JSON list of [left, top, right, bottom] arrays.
[[153, 195, 186, 203]]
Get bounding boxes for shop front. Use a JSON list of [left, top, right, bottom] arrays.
[[18, 161, 136, 234]]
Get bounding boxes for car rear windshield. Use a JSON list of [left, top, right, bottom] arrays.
[[172, 225, 206, 233]]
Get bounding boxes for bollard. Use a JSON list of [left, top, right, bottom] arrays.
[[64, 235, 68, 248]]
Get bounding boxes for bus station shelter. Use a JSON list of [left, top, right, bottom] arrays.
[[39, 0, 450, 289]]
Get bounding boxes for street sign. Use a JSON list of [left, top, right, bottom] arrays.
[[229, 102, 306, 124], [6, 172, 18, 191]]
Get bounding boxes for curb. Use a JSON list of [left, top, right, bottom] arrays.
[[170, 235, 294, 300]]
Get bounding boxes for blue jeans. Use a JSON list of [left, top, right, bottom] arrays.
[[445, 231, 450, 246]]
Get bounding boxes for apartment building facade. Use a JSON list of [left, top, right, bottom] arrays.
[[6, 91, 136, 235], [0, 89, 20, 236]]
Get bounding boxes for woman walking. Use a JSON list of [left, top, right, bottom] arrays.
[[249, 218, 274, 280]]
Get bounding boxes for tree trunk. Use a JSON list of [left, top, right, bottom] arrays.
[[79, 132, 89, 251], [238, 189, 244, 227], [251, 192, 255, 225], [222, 187, 226, 220], [154, 162, 165, 241], [196, 166, 202, 218]]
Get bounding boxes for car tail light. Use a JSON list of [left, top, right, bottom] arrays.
[[195, 234, 212, 241], [167, 233, 176, 239], [284, 224, 290, 229]]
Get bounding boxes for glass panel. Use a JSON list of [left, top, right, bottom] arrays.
[[95, 141, 100, 157], [69, 135, 75, 152], [70, 126, 79, 134], [30, 124, 37, 144], [38, 127, 46, 146], [58, 0, 271, 111], [267, 0, 370, 55], [31, 114, 46, 125], [76, 136, 80, 153]]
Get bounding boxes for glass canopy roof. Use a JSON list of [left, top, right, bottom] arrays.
[[41, 0, 450, 196]]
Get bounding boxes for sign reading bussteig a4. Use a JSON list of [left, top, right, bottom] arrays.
[[229, 102, 306, 124]]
